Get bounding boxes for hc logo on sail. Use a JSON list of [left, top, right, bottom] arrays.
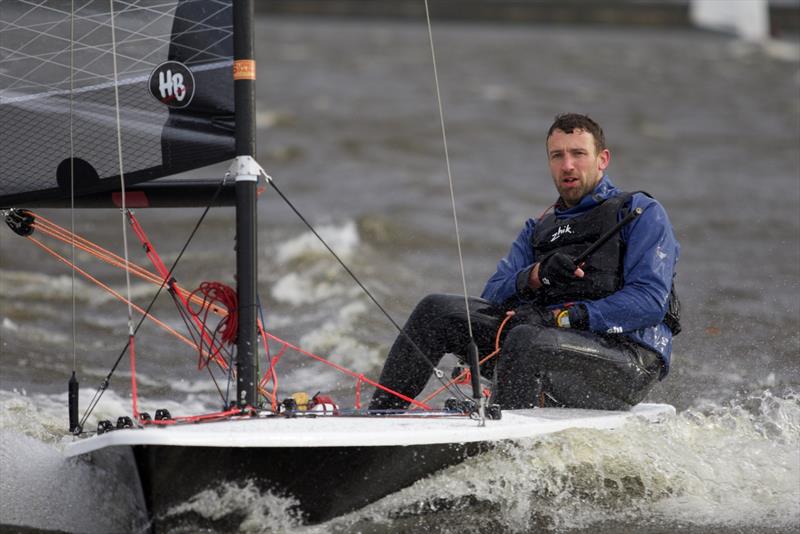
[[149, 61, 195, 109]]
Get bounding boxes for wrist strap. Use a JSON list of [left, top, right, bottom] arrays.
[[556, 309, 570, 328]]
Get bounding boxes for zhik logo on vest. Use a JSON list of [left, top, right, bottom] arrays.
[[149, 61, 195, 109], [550, 224, 573, 243]]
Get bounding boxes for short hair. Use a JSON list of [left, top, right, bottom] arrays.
[[546, 113, 606, 153]]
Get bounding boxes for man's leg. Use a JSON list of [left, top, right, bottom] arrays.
[[369, 294, 500, 410], [492, 325, 662, 410]]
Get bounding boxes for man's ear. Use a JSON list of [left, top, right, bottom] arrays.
[[598, 148, 611, 171]]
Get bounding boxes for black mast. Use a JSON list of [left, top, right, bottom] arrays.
[[233, 0, 258, 408]]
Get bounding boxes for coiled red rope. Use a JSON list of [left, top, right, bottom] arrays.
[[20, 211, 468, 416], [187, 282, 238, 368]]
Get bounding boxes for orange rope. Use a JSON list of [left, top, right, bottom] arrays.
[[24, 212, 433, 414], [258, 324, 280, 411], [30, 214, 225, 315], [129, 335, 139, 419], [417, 310, 516, 406], [28, 235, 280, 412], [27, 236, 213, 357], [263, 332, 432, 411], [355, 374, 365, 409], [140, 406, 245, 425], [29, 216, 280, 400]]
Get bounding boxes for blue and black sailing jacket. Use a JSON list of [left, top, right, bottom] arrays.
[[481, 175, 680, 376]]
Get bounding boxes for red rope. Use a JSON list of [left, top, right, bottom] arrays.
[[417, 310, 516, 407], [263, 332, 433, 411], [355, 374, 365, 409], [187, 282, 238, 369], [23, 212, 450, 416], [140, 406, 245, 425], [129, 335, 139, 419]]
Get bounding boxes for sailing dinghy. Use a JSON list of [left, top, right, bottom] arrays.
[[0, 0, 673, 527]]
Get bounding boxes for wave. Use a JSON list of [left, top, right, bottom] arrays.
[[3, 389, 796, 533], [339, 389, 800, 533]]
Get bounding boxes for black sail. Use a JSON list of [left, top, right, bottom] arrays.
[[0, 0, 235, 208]]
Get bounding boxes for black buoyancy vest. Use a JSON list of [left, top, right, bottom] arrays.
[[531, 193, 634, 307]]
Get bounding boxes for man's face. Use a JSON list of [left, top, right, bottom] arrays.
[[546, 128, 610, 207]]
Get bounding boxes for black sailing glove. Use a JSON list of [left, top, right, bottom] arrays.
[[538, 252, 578, 287]]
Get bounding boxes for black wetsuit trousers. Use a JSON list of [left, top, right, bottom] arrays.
[[369, 293, 663, 411]]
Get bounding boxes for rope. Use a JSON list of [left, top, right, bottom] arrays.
[[129, 335, 138, 418], [25, 238, 212, 356], [267, 179, 471, 406], [72, 175, 228, 427], [24, 219, 445, 416], [258, 321, 280, 411], [355, 374, 365, 409], [187, 282, 238, 367], [21, 210, 472, 419], [263, 332, 434, 411], [417, 310, 516, 406], [256, 297, 278, 411]]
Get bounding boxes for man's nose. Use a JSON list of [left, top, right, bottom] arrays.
[[561, 155, 575, 171]]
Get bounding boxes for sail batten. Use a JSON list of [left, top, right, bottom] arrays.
[[1, 0, 235, 209]]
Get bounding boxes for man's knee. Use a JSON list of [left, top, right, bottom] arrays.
[[411, 293, 460, 319], [503, 324, 558, 361], [504, 323, 544, 346]]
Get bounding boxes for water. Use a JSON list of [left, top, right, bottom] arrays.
[[1, 16, 799, 533]]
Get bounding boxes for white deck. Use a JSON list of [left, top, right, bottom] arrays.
[[64, 403, 674, 457]]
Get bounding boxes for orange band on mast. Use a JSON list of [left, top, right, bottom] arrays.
[[233, 59, 255, 80]]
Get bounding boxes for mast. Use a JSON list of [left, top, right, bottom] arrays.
[[233, 0, 258, 408]]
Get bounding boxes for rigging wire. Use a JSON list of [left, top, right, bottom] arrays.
[[267, 180, 472, 405], [108, 0, 135, 342], [66, 0, 82, 435], [78, 179, 228, 429], [422, 2, 487, 421], [423, 0, 475, 342], [69, 0, 77, 373], [76, 1, 474, 421], [107, 0, 140, 421], [260, 2, 488, 408]]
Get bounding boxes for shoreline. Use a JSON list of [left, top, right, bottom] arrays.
[[256, 0, 800, 34]]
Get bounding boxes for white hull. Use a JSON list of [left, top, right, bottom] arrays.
[[64, 403, 674, 526], [65, 403, 674, 454]]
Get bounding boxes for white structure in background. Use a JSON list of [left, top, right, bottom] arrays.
[[690, 0, 770, 41], [690, 0, 799, 61]]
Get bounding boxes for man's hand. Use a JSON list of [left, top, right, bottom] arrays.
[[537, 252, 584, 287]]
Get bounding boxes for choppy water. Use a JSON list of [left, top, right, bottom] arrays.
[[1, 16, 799, 534]]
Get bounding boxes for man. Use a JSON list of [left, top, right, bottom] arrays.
[[370, 113, 680, 411]]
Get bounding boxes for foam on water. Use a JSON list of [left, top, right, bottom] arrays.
[[335, 389, 800, 533], [268, 222, 364, 308], [298, 301, 380, 368], [0, 269, 90, 302], [262, 221, 385, 380], [274, 221, 359, 266], [271, 271, 359, 306], [0, 268, 158, 307], [3, 388, 796, 533], [1, 317, 70, 347], [0, 430, 149, 534], [0, 391, 150, 533], [162, 481, 304, 533]]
